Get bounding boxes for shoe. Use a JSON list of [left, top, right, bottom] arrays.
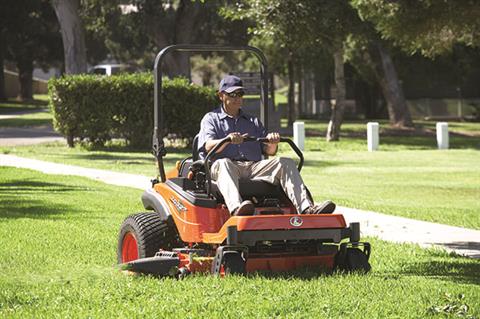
[[233, 200, 255, 216], [302, 200, 336, 214]]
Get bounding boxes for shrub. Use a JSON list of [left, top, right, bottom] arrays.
[[48, 73, 218, 148]]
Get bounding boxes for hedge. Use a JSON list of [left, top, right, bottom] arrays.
[[48, 73, 218, 148]]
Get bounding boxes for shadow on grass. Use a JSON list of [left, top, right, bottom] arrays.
[[63, 153, 188, 166], [66, 153, 153, 162], [0, 180, 90, 219], [437, 242, 480, 258], [0, 106, 47, 114], [0, 99, 48, 106], [381, 135, 479, 150], [0, 198, 80, 219], [62, 147, 191, 166], [302, 159, 354, 169], [306, 134, 478, 150], [83, 143, 191, 155], [0, 100, 48, 114], [304, 122, 479, 150], [390, 248, 480, 285], [0, 118, 53, 127], [0, 180, 91, 192]]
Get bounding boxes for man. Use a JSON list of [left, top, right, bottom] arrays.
[[198, 75, 336, 216]]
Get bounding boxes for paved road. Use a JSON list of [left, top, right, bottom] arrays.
[[0, 109, 64, 146], [0, 125, 65, 146], [1, 153, 479, 259]]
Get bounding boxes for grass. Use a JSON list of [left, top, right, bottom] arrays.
[[0, 95, 49, 113], [281, 120, 480, 229], [0, 166, 479, 318], [0, 142, 188, 176], [2, 120, 479, 229], [0, 110, 53, 127], [0, 95, 53, 127], [299, 148, 480, 229]]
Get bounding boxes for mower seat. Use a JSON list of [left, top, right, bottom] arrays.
[[210, 178, 288, 203], [178, 159, 287, 200], [188, 134, 290, 204]]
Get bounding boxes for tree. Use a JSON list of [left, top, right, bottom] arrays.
[[348, 0, 480, 125], [226, 1, 327, 127], [51, 0, 88, 74], [345, 35, 413, 127], [227, 0, 416, 140], [79, 0, 250, 77], [0, 0, 62, 100], [0, 23, 7, 101], [351, 0, 480, 57], [228, 0, 366, 140]]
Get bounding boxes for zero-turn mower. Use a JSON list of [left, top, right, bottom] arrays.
[[117, 45, 371, 277]]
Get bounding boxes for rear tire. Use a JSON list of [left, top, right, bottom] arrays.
[[117, 212, 178, 264]]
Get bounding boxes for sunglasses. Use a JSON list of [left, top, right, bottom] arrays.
[[225, 91, 245, 98]]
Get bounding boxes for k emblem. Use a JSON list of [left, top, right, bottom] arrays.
[[289, 216, 303, 227]]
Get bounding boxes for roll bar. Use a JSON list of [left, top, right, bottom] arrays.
[[152, 45, 269, 182]]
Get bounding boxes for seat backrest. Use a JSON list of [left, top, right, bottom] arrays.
[[192, 134, 199, 161], [178, 158, 193, 177]]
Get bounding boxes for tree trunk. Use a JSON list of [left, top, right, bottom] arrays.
[[354, 77, 380, 119], [171, 0, 203, 79], [326, 49, 346, 141], [0, 31, 6, 101], [66, 132, 74, 147], [315, 72, 332, 118], [149, 26, 183, 78], [287, 55, 296, 127], [269, 72, 275, 109], [377, 44, 413, 127], [51, 0, 87, 74], [17, 58, 33, 101], [297, 65, 303, 118], [363, 42, 413, 127], [144, 0, 202, 79]]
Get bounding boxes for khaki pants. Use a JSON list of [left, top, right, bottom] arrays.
[[210, 157, 313, 214]]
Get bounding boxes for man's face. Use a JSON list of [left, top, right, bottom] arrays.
[[220, 90, 244, 110]]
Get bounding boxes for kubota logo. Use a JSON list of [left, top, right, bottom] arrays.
[[170, 196, 187, 213], [289, 216, 303, 227]]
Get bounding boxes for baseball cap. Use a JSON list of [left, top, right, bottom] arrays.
[[218, 75, 244, 93]]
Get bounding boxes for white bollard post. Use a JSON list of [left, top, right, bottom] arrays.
[[436, 122, 449, 149], [293, 121, 305, 151], [367, 122, 379, 151]]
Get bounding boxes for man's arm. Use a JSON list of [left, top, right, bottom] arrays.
[[205, 132, 247, 153], [262, 132, 280, 156]]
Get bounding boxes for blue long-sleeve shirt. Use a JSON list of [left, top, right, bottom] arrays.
[[197, 106, 267, 161]]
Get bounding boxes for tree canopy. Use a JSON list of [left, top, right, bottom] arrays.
[[0, 0, 62, 99], [351, 0, 480, 57]]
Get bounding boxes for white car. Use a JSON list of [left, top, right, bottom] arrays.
[[89, 64, 136, 76]]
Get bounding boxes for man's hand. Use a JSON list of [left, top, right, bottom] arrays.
[[228, 132, 248, 144], [263, 132, 280, 156], [205, 132, 247, 153], [266, 132, 280, 144]]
